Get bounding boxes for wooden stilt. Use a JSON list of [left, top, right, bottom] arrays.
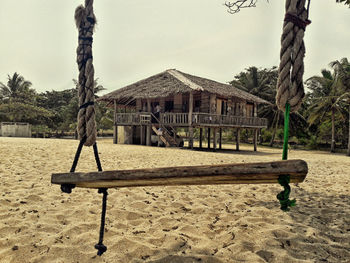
[[188, 92, 194, 149], [113, 100, 118, 144], [199, 128, 203, 149], [113, 126, 118, 144], [213, 128, 217, 151], [207, 128, 211, 149], [236, 128, 240, 151], [254, 129, 258, 152], [189, 127, 194, 149], [52, 160, 308, 189], [146, 99, 151, 146], [140, 126, 144, 145], [219, 128, 222, 150]]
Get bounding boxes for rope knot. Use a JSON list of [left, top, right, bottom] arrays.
[[276, 0, 311, 113], [94, 242, 107, 256], [277, 175, 296, 211], [284, 13, 311, 31]]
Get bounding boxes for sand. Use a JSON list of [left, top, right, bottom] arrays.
[[0, 137, 349, 263]]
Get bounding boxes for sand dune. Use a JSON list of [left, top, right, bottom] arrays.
[[0, 137, 349, 263]]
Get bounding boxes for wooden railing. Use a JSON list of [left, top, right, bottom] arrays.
[[115, 112, 150, 125], [116, 112, 267, 128], [160, 113, 188, 125], [192, 113, 268, 127]]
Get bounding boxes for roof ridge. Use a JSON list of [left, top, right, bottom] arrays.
[[167, 69, 204, 91]]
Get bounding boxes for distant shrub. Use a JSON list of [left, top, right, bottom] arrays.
[[260, 129, 272, 143], [276, 128, 284, 140], [306, 135, 319, 149]]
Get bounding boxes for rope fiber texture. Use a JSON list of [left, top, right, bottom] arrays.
[[75, 0, 97, 146], [276, 0, 311, 113]]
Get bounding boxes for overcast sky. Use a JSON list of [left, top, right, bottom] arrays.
[[0, 0, 349, 94]]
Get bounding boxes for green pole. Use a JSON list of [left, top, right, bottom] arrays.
[[277, 103, 295, 211]]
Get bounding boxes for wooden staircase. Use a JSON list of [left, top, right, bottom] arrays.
[[152, 126, 178, 147]]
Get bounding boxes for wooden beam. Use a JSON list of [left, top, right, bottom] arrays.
[[146, 99, 151, 146], [254, 129, 258, 152], [254, 103, 258, 117], [140, 125, 145, 145], [236, 128, 240, 151], [199, 128, 203, 149], [219, 128, 222, 150], [51, 160, 308, 189], [213, 128, 217, 151], [207, 128, 211, 149], [113, 99, 118, 144], [188, 92, 194, 149]]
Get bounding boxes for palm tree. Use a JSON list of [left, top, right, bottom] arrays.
[[230, 66, 277, 102], [72, 78, 105, 98], [0, 72, 35, 104], [231, 66, 306, 146], [330, 58, 350, 155], [306, 69, 345, 152]]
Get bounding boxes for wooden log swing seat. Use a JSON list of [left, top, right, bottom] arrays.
[[52, 159, 307, 189], [53, 0, 312, 256]]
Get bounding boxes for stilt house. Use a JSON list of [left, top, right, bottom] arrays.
[[98, 69, 270, 151]]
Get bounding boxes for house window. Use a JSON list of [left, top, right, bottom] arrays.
[[221, 101, 228, 115]]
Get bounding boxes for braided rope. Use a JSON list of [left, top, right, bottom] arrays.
[[276, 0, 310, 112], [75, 0, 97, 146]]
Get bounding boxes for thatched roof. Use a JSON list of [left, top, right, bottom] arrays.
[[98, 69, 269, 105]]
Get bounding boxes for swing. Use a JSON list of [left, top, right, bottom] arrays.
[[52, 0, 311, 256]]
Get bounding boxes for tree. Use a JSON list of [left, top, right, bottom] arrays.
[[0, 72, 35, 104], [231, 66, 281, 146], [0, 102, 52, 124], [231, 66, 306, 146], [330, 58, 350, 155], [0, 73, 51, 123], [306, 69, 345, 153], [225, 0, 350, 14]]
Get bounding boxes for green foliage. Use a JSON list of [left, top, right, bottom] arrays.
[[96, 102, 114, 131], [0, 73, 111, 135], [0, 73, 51, 124], [336, 0, 350, 6], [231, 66, 307, 147], [260, 129, 272, 143], [306, 57, 350, 152], [0, 102, 52, 123], [276, 128, 284, 141], [306, 135, 319, 150], [231, 57, 349, 152], [0, 72, 35, 104]]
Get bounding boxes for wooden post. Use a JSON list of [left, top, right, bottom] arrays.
[[199, 128, 203, 149], [213, 128, 217, 151], [207, 128, 211, 149], [146, 99, 151, 146], [113, 99, 118, 144], [188, 92, 194, 149], [254, 129, 258, 151], [254, 103, 258, 117], [140, 125, 145, 145], [236, 128, 240, 151], [219, 128, 222, 150], [130, 126, 134, 144]]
